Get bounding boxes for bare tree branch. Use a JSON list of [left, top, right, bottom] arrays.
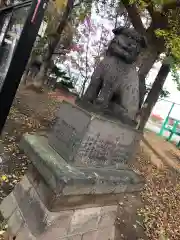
[[121, 0, 146, 35]]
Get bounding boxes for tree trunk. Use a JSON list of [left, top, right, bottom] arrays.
[[80, 77, 88, 97], [33, 0, 75, 87], [137, 60, 170, 131], [21, 53, 33, 85], [137, 45, 159, 80], [21, 68, 29, 85], [137, 45, 160, 108], [121, 0, 145, 35], [21, 53, 39, 85]]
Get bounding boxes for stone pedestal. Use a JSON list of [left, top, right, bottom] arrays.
[[0, 101, 144, 240], [49, 101, 141, 167]]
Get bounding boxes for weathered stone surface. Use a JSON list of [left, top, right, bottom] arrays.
[[0, 87, 145, 240], [0, 193, 17, 219], [10, 101, 145, 240], [46, 102, 141, 167], [92, 184, 116, 194], [38, 210, 73, 239], [48, 102, 91, 162], [81, 226, 116, 240], [79, 167, 143, 185], [63, 184, 93, 196], [69, 208, 101, 235], [126, 183, 144, 192], [35, 178, 52, 207], [21, 134, 89, 193], [96, 226, 115, 240], [0, 164, 142, 240], [40, 233, 82, 240], [16, 224, 35, 240], [13, 175, 32, 204], [75, 116, 140, 167], [8, 209, 24, 236], [20, 133, 143, 203], [66, 235, 82, 240], [26, 165, 53, 207], [20, 175, 32, 192], [21, 135, 61, 191], [114, 184, 127, 194], [82, 230, 97, 240], [98, 206, 117, 228], [101, 205, 117, 213], [68, 235, 82, 240], [45, 210, 73, 227], [52, 193, 119, 212], [15, 185, 47, 237]]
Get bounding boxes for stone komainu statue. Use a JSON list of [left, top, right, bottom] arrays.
[[82, 27, 147, 125]]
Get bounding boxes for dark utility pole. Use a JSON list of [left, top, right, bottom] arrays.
[[0, 0, 49, 133]]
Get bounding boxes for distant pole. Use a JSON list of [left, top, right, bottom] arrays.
[[159, 102, 175, 136], [0, 0, 49, 134]]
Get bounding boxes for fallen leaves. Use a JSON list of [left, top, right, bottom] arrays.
[[0, 107, 43, 223], [0, 176, 8, 183], [134, 147, 180, 240], [0, 90, 60, 239]]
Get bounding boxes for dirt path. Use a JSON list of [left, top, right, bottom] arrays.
[[144, 131, 180, 172], [134, 141, 180, 239]]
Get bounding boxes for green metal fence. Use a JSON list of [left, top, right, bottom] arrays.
[[147, 99, 180, 147]]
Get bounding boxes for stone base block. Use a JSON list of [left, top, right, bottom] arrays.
[[0, 136, 144, 239], [48, 101, 141, 168], [0, 174, 118, 240], [20, 134, 144, 211], [0, 101, 144, 239]]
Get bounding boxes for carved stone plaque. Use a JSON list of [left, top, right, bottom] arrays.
[[48, 101, 141, 167], [75, 118, 141, 167], [48, 102, 90, 162]]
